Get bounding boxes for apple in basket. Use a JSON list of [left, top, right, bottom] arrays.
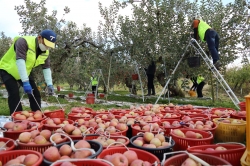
[[2, 154, 39, 166], [0, 141, 10, 150], [43, 140, 92, 162], [14, 110, 43, 120], [181, 157, 202, 166], [4, 120, 41, 131]]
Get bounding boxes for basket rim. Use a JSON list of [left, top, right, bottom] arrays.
[[17, 136, 68, 147], [3, 125, 43, 134]]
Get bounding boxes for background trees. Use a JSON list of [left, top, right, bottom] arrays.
[[0, 0, 249, 97]]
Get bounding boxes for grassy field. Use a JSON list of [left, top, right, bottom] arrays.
[[0, 80, 245, 116]]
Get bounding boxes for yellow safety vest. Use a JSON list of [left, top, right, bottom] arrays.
[[197, 76, 205, 84], [91, 77, 98, 86], [0, 36, 49, 80], [198, 20, 211, 42]]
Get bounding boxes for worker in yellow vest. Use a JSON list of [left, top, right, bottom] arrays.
[[91, 72, 98, 95], [192, 18, 220, 70], [0, 29, 57, 115], [196, 74, 205, 98]]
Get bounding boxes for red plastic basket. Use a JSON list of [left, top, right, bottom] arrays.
[[97, 147, 160, 165], [0, 137, 16, 152], [110, 109, 130, 115], [51, 159, 114, 166], [84, 134, 130, 149], [170, 128, 213, 151], [239, 102, 246, 111], [231, 111, 246, 120], [0, 150, 43, 166], [16, 136, 68, 153], [44, 109, 65, 118], [160, 119, 183, 137], [187, 143, 246, 166], [41, 118, 75, 131], [132, 74, 139, 80], [12, 111, 46, 122], [3, 124, 43, 140], [163, 153, 231, 166]]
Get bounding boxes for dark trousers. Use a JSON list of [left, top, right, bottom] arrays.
[[197, 82, 205, 97], [147, 74, 155, 95], [205, 29, 220, 64], [0, 70, 41, 115], [92, 85, 97, 94]]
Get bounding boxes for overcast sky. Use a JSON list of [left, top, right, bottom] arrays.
[[0, 0, 235, 38]]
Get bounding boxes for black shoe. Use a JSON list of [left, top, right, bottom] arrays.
[[213, 60, 221, 70]]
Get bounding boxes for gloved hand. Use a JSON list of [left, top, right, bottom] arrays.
[[23, 81, 32, 94], [47, 85, 54, 95]]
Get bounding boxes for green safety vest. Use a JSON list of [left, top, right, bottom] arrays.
[[0, 36, 49, 80], [197, 76, 205, 84], [198, 20, 211, 42], [91, 77, 98, 86]]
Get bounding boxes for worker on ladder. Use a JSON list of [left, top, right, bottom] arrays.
[[192, 17, 221, 70], [91, 72, 98, 95]]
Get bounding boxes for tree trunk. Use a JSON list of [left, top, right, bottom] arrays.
[[156, 72, 184, 97], [124, 76, 137, 95]]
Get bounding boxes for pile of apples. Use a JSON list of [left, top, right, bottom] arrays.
[[162, 121, 181, 128], [3, 120, 41, 131], [120, 111, 141, 118], [0, 154, 40, 166], [55, 124, 94, 136], [92, 135, 127, 147], [132, 132, 171, 148], [162, 113, 180, 119], [69, 113, 92, 118], [202, 146, 227, 152], [232, 111, 246, 117], [70, 107, 93, 113], [172, 129, 203, 139], [210, 109, 233, 118], [178, 157, 202, 166], [43, 140, 93, 162], [43, 118, 72, 127], [13, 110, 44, 121], [132, 122, 163, 133], [17, 129, 65, 144], [184, 120, 214, 130], [102, 149, 152, 166]]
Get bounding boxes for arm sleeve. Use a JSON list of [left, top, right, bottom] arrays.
[[193, 20, 200, 40], [16, 59, 29, 82], [42, 56, 51, 69], [15, 38, 28, 60], [43, 68, 53, 86]]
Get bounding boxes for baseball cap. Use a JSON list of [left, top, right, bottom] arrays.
[[40, 29, 57, 48]]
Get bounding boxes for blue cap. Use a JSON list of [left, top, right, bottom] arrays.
[[40, 29, 57, 48]]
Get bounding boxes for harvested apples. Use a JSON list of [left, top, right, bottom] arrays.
[[13, 110, 44, 121], [103, 150, 152, 166], [43, 140, 93, 162], [2, 154, 40, 166], [133, 132, 171, 148], [172, 129, 203, 139]]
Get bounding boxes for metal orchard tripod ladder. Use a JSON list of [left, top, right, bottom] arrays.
[[155, 38, 240, 109], [84, 69, 107, 99], [131, 61, 147, 102]]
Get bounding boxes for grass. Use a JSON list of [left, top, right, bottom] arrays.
[[0, 82, 243, 116]]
